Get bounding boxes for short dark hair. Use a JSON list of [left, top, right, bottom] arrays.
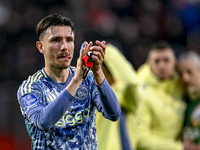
[[36, 14, 75, 41], [147, 40, 175, 63], [150, 40, 172, 51]]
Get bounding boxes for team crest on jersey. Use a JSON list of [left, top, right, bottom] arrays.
[[25, 94, 38, 106], [75, 86, 88, 100]]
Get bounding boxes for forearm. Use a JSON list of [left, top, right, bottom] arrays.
[[66, 77, 82, 96], [93, 69, 105, 86], [33, 77, 82, 129], [98, 78, 121, 121], [27, 89, 74, 130]]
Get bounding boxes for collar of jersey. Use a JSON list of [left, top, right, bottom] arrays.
[[42, 67, 74, 90]]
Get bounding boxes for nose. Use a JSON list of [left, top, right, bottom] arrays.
[[159, 61, 166, 68], [61, 40, 68, 51], [182, 73, 190, 83], [157, 61, 166, 72]]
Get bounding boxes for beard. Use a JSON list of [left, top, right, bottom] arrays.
[[51, 62, 70, 69], [44, 51, 73, 70], [187, 86, 200, 100], [187, 79, 200, 100], [46, 58, 71, 70]]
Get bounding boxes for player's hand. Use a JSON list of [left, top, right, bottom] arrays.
[[90, 40, 106, 86], [75, 41, 93, 81]]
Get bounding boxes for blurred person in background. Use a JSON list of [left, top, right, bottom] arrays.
[[177, 51, 200, 150], [129, 40, 186, 150], [17, 14, 121, 149], [96, 43, 138, 150]]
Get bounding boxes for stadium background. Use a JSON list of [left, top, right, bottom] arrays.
[[0, 0, 200, 149]]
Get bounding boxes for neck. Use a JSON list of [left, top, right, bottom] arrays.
[[45, 66, 69, 83]]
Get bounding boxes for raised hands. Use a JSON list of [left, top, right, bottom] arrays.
[[78, 40, 106, 85], [76, 41, 93, 80], [90, 40, 106, 86]]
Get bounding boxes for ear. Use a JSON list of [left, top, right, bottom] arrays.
[[146, 52, 151, 65], [36, 41, 44, 54]]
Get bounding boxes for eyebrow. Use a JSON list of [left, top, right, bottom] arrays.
[[50, 35, 74, 38]]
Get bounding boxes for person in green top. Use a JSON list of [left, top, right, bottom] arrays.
[[177, 51, 200, 150]]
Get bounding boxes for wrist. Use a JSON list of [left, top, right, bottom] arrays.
[[65, 77, 82, 97], [72, 76, 83, 84], [93, 70, 105, 86]]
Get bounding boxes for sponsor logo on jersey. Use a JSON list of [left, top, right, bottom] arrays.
[[56, 108, 90, 127]]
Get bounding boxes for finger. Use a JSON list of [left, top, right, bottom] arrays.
[[84, 41, 93, 54], [95, 40, 106, 53], [81, 41, 92, 58], [91, 45, 105, 60], [102, 40, 106, 45], [79, 42, 87, 59], [88, 41, 93, 51], [95, 40, 106, 46], [91, 50, 104, 65], [81, 41, 88, 57]]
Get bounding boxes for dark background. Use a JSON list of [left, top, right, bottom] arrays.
[[1, 0, 200, 149]]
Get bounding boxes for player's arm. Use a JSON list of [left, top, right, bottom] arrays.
[[65, 41, 92, 96], [89, 40, 121, 121], [17, 84, 74, 130], [97, 78, 121, 121]]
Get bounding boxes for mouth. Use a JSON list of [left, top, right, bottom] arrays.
[[58, 55, 72, 60]]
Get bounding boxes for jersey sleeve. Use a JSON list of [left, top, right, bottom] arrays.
[[17, 81, 74, 130], [93, 78, 121, 121]]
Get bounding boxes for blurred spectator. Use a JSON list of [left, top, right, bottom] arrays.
[[129, 41, 186, 150], [177, 51, 200, 150]]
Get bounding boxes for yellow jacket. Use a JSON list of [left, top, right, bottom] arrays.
[[96, 44, 137, 150], [131, 64, 186, 150]]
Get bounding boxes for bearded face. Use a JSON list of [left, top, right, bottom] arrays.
[[177, 58, 200, 99]]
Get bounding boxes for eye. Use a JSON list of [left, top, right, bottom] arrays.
[[67, 37, 73, 42], [187, 70, 192, 75], [51, 37, 60, 42], [53, 38, 59, 42], [164, 58, 169, 63], [155, 59, 159, 64]]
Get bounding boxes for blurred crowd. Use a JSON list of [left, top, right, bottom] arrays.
[[1, 0, 200, 149]]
